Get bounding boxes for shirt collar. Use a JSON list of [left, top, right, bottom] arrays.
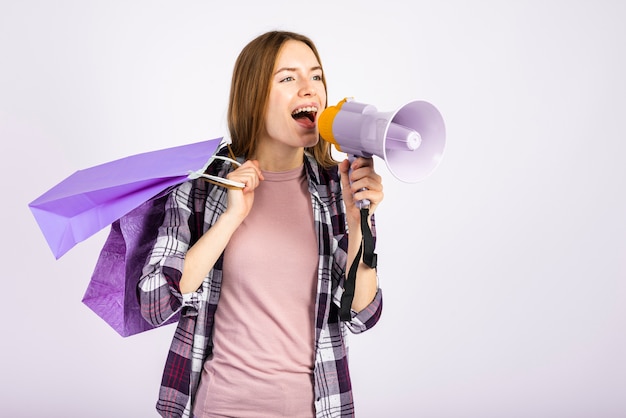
[[303, 152, 322, 186]]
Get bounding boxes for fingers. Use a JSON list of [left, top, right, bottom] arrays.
[[227, 160, 264, 192], [339, 159, 352, 191], [340, 157, 384, 208]]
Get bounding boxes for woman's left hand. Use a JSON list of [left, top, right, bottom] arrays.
[[339, 157, 384, 221]]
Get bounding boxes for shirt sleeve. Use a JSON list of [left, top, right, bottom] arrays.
[[138, 181, 204, 327], [346, 288, 383, 333]]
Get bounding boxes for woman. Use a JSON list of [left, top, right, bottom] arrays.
[[138, 30, 384, 418]]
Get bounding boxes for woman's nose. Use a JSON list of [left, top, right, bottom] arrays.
[[299, 79, 317, 97]]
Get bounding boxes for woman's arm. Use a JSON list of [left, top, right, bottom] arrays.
[[345, 213, 379, 312], [179, 160, 264, 293], [138, 160, 263, 325], [339, 157, 384, 313], [178, 210, 241, 293]]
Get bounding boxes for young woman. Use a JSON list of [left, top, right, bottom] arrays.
[[138, 30, 384, 418]]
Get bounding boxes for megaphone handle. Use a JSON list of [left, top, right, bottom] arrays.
[[347, 154, 377, 269], [349, 155, 370, 209]]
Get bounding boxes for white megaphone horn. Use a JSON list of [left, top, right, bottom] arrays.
[[318, 98, 446, 189]]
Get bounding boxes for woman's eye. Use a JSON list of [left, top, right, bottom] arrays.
[[313, 75, 323, 81], [280, 76, 294, 83]]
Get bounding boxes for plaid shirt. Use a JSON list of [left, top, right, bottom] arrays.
[[138, 149, 383, 417]]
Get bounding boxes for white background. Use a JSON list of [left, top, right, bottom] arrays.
[[1, 1, 625, 417]]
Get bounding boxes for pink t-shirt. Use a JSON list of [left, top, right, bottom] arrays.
[[193, 165, 318, 418]]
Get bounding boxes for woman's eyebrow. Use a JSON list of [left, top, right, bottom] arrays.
[[274, 65, 323, 75]]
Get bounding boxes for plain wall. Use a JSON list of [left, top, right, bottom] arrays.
[[1, 1, 625, 417]]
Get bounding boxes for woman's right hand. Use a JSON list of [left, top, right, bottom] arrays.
[[224, 160, 264, 221]]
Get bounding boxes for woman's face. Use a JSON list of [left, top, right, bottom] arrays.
[[261, 40, 327, 152]]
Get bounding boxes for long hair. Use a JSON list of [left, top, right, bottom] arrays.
[[227, 31, 336, 168]]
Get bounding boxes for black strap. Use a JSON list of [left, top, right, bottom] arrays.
[[340, 207, 377, 321], [361, 207, 377, 269]]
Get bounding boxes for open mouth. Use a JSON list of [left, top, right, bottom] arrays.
[[291, 106, 318, 124]]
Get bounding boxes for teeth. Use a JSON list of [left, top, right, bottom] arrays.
[[291, 106, 318, 115]]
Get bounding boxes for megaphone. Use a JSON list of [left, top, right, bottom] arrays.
[[318, 97, 446, 185]]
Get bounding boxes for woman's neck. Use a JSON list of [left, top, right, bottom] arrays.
[[253, 142, 305, 172]]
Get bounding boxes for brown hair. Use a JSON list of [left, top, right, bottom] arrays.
[[227, 31, 336, 168]]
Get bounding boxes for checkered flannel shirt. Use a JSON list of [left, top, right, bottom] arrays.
[[138, 148, 383, 417]]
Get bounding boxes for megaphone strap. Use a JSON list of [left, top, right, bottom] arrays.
[[340, 208, 378, 321], [361, 208, 378, 269]]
